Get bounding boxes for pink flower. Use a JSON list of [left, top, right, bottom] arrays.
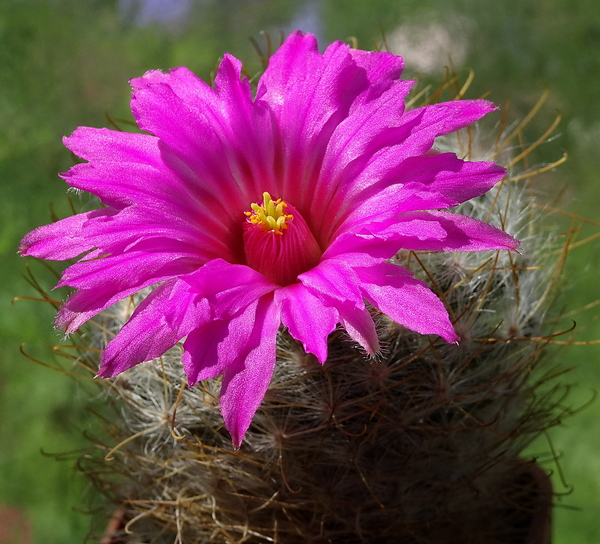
[[20, 31, 518, 446]]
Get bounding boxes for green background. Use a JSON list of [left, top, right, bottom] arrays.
[[1, 0, 599, 542]]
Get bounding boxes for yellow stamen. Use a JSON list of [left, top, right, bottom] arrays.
[[245, 192, 293, 234]]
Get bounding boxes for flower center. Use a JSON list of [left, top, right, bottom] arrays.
[[243, 192, 322, 286], [245, 192, 292, 234]]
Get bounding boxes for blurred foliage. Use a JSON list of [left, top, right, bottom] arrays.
[[1, 0, 599, 542]]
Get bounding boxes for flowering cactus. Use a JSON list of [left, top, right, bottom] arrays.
[[20, 31, 518, 446], [17, 28, 573, 542], [81, 168, 558, 543]]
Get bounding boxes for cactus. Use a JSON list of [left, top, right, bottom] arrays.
[[19, 38, 575, 544], [72, 88, 569, 544]]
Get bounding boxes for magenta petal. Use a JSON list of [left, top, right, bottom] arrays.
[[182, 297, 273, 385], [326, 209, 519, 262], [218, 296, 281, 447], [323, 229, 401, 263], [56, 286, 146, 335], [275, 284, 338, 363], [55, 247, 201, 333], [131, 62, 275, 215], [212, 55, 277, 187], [399, 100, 498, 148], [19, 210, 112, 260], [63, 126, 238, 244], [182, 259, 278, 318], [130, 79, 252, 213], [335, 301, 380, 355], [377, 211, 521, 252], [64, 158, 206, 217], [349, 48, 404, 102], [134, 60, 271, 186], [71, 207, 229, 263], [180, 261, 280, 384], [257, 32, 369, 207], [99, 279, 210, 377], [331, 154, 506, 237], [321, 101, 496, 204], [341, 100, 496, 183], [131, 66, 215, 111], [357, 262, 458, 343], [58, 242, 201, 291], [63, 126, 163, 165], [182, 319, 235, 385], [57, 275, 180, 335], [314, 78, 414, 217], [298, 259, 364, 308], [62, 136, 182, 212]]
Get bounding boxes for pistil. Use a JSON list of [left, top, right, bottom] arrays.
[[243, 192, 322, 286]]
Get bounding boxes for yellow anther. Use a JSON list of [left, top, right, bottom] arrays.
[[246, 192, 293, 234]]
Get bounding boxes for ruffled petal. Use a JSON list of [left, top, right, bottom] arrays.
[[323, 229, 403, 263], [219, 296, 281, 447], [180, 262, 279, 384], [182, 310, 252, 385], [329, 154, 506, 238], [319, 75, 413, 168], [22, 204, 231, 266], [56, 245, 202, 333], [315, 99, 495, 243], [326, 210, 519, 261], [275, 284, 338, 363], [357, 262, 458, 343], [375, 211, 521, 252], [311, 78, 414, 237], [257, 32, 371, 208], [99, 279, 210, 377], [298, 258, 364, 308], [75, 206, 234, 263], [63, 129, 187, 209], [398, 100, 498, 150], [63, 156, 216, 222], [296, 257, 379, 354], [131, 62, 274, 215], [58, 239, 202, 290], [56, 284, 152, 335], [212, 56, 277, 196], [335, 300, 380, 355], [349, 48, 405, 105], [130, 79, 248, 215], [181, 259, 278, 318], [63, 128, 238, 254], [63, 126, 164, 165], [19, 210, 112, 260]]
